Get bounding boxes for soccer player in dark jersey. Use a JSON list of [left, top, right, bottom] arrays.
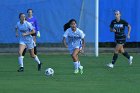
[[107, 10, 133, 68], [22, 9, 40, 56]]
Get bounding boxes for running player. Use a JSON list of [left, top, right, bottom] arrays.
[[107, 10, 133, 68], [15, 13, 42, 72], [22, 9, 40, 56], [63, 19, 85, 74]]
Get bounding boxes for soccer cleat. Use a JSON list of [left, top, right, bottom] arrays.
[[17, 67, 24, 72], [38, 63, 42, 71], [74, 69, 79, 74], [107, 63, 114, 68], [79, 66, 83, 74], [129, 56, 133, 65]]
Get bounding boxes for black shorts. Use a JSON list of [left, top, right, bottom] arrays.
[[31, 33, 37, 36], [116, 40, 126, 45]]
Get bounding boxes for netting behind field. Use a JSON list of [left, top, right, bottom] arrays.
[[0, 0, 96, 54], [78, 0, 96, 54]]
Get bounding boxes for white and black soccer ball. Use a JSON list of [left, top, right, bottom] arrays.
[[45, 68, 54, 76]]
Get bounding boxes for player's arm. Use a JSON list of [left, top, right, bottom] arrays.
[[81, 38, 85, 51], [110, 21, 116, 32], [124, 20, 131, 39], [22, 29, 35, 36], [35, 19, 40, 37], [127, 24, 131, 39], [15, 23, 19, 37], [15, 27, 18, 37], [80, 30, 85, 52], [62, 30, 68, 48], [62, 37, 68, 48], [22, 22, 35, 36], [110, 28, 116, 32]]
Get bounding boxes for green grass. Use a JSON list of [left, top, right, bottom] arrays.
[[0, 53, 140, 93]]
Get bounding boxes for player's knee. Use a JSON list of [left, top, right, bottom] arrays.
[[72, 54, 77, 59], [18, 51, 22, 56], [120, 49, 124, 53], [114, 49, 119, 54], [30, 53, 35, 58]]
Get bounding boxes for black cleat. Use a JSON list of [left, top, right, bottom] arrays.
[[17, 67, 24, 72], [38, 63, 42, 71]]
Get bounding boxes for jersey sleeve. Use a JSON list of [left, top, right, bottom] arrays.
[[34, 18, 39, 31], [27, 22, 34, 31], [110, 20, 114, 28], [63, 29, 69, 38], [123, 20, 129, 26], [79, 30, 85, 39]]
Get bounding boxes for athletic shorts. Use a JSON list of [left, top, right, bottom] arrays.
[[19, 40, 35, 49], [69, 46, 82, 54], [116, 40, 126, 45]]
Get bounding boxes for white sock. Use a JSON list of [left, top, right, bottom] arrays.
[[18, 56, 24, 67], [34, 55, 41, 64], [78, 61, 81, 67], [73, 61, 79, 70]]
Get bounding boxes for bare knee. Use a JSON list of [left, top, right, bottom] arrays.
[[72, 54, 77, 61], [18, 51, 22, 56]]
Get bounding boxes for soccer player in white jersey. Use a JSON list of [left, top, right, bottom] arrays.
[[63, 19, 85, 74], [15, 13, 42, 72]]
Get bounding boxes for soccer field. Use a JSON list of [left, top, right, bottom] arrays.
[[0, 53, 139, 93]]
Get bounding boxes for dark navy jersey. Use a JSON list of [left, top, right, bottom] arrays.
[[110, 19, 129, 42]]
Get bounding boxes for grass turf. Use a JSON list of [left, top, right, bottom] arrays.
[[0, 53, 140, 93]]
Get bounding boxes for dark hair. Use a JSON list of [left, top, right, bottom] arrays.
[[63, 19, 77, 31], [27, 9, 33, 13], [19, 13, 25, 18], [69, 19, 77, 24], [63, 22, 70, 31]]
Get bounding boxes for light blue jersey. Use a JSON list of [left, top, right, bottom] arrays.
[[63, 28, 85, 54], [15, 21, 35, 49]]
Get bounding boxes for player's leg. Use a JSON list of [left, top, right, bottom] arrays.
[[28, 41, 42, 71], [107, 44, 121, 68], [22, 48, 27, 56], [77, 55, 83, 74], [32, 35, 37, 55], [29, 48, 42, 71], [18, 44, 26, 72], [71, 48, 81, 74], [121, 46, 133, 65]]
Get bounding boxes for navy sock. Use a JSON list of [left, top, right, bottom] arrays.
[[22, 48, 26, 56], [34, 46, 37, 55], [112, 53, 118, 64], [122, 51, 130, 59]]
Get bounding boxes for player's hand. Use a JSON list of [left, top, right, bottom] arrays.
[[37, 31, 41, 38], [80, 49, 84, 54], [127, 34, 130, 39], [79, 47, 84, 53], [22, 33, 27, 37], [112, 29, 116, 32]]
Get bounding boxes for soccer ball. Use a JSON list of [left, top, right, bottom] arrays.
[[45, 68, 54, 76]]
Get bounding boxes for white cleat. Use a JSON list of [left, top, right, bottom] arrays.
[[129, 56, 133, 65], [79, 66, 83, 74], [74, 69, 79, 74], [107, 63, 114, 68]]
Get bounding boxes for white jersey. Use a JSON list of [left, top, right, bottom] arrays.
[[63, 28, 85, 50], [15, 21, 34, 43]]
